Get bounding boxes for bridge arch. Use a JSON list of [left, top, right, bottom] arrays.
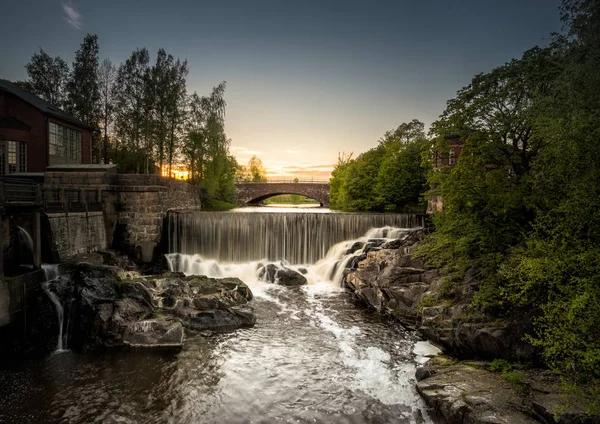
[[235, 181, 330, 207]]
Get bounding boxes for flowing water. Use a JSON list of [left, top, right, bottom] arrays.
[[42, 264, 68, 352], [0, 208, 435, 424]]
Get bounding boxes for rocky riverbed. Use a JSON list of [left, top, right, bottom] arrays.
[[342, 229, 599, 424]]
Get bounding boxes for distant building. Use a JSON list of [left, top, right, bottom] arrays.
[[432, 134, 463, 170], [427, 135, 464, 213], [0, 79, 93, 175]]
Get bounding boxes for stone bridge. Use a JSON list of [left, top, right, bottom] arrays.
[[235, 180, 330, 207]]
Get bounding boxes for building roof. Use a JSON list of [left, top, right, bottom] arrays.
[[0, 116, 31, 130], [0, 79, 94, 130]]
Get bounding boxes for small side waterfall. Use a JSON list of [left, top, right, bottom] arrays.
[[42, 264, 67, 352], [17, 226, 33, 253]]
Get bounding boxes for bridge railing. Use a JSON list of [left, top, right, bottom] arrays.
[[235, 178, 329, 184]]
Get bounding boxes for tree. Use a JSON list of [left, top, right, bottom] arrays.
[[113, 48, 152, 173], [418, 0, 600, 394], [375, 120, 429, 211], [98, 58, 116, 164], [165, 58, 188, 175], [182, 82, 237, 201], [329, 120, 430, 212], [246, 155, 267, 182], [24, 48, 69, 107]]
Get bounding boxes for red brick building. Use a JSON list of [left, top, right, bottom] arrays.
[[0, 79, 93, 174], [427, 135, 464, 213]]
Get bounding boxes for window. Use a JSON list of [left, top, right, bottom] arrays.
[[48, 121, 82, 164], [0, 141, 27, 175], [8, 141, 17, 174], [448, 150, 456, 166]]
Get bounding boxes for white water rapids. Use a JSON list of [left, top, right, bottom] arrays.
[[1, 209, 438, 423], [162, 214, 436, 423]]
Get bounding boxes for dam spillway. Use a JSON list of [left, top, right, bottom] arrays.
[[167, 210, 424, 264]]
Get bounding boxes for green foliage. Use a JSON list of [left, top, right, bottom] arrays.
[[417, 294, 437, 316], [201, 199, 238, 211], [66, 34, 100, 128], [264, 194, 318, 205], [329, 120, 431, 212], [489, 359, 512, 373], [489, 360, 528, 394], [22, 35, 238, 205], [419, 0, 600, 387]]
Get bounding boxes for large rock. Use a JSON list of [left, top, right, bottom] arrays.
[[343, 229, 534, 361], [275, 268, 307, 286], [123, 319, 184, 349], [137, 273, 256, 331], [258, 263, 307, 287], [42, 264, 255, 351], [344, 245, 433, 325], [416, 356, 600, 424]]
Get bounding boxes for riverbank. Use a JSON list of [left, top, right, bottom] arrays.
[[342, 229, 599, 423]]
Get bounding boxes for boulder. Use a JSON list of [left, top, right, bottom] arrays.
[[258, 263, 307, 286], [416, 356, 539, 423], [123, 319, 184, 349], [416, 356, 600, 424], [275, 268, 307, 286], [258, 263, 278, 283], [140, 273, 255, 331], [343, 241, 364, 255], [41, 264, 256, 352]]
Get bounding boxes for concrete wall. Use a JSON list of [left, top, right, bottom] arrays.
[[47, 211, 108, 260], [0, 269, 45, 328]]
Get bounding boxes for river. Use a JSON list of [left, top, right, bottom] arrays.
[[0, 208, 434, 424]]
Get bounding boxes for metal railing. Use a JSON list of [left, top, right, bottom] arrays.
[[0, 178, 40, 204], [235, 178, 329, 184]]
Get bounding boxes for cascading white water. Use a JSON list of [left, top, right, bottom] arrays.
[[166, 223, 414, 287], [168, 211, 423, 264], [42, 264, 67, 352]]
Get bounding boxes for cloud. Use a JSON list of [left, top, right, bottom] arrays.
[[282, 164, 335, 172], [61, 0, 83, 30], [267, 163, 335, 180], [231, 146, 262, 156], [285, 149, 301, 155]]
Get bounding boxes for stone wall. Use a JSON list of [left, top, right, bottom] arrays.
[[42, 169, 201, 262], [111, 175, 201, 261]]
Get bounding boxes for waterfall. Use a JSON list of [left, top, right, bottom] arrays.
[[166, 213, 417, 288], [17, 226, 34, 267], [42, 265, 67, 352], [168, 211, 423, 264]]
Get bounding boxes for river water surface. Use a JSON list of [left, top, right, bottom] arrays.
[[0, 208, 434, 424]]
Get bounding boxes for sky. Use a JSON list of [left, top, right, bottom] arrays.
[[0, 0, 562, 179]]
